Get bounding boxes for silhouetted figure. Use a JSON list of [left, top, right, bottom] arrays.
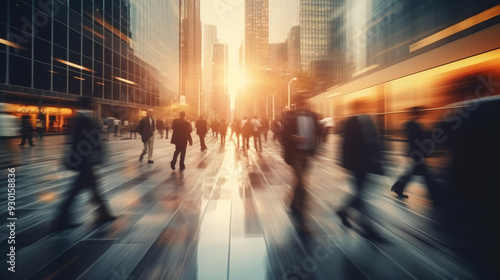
[[157, 118, 165, 139], [36, 113, 45, 139], [219, 119, 228, 145], [55, 96, 115, 230], [165, 120, 170, 139], [170, 111, 193, 170], [19, 114, 35, 146], [241, 117, 252, 150], [211, 119, 219, 137], [281, 94, 320, 233], [336, 111, 384, 239], [136, 109, 156, 164], [129, 121, 137, 139], [271, 118, 281, 142], [250, 116, 262, 152], [195, 115, 208, 151], [391, 107, 442, 202], [261, 117, 269, 143], [438, 96, 500, 276]]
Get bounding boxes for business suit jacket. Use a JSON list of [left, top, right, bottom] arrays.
[[342, 114, 383, 175], [136, 116, 156, 143], [281, 109, 320, 165], [195, 119, 208, 135], [171, 117, 193, 146]]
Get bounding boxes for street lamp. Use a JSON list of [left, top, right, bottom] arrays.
[[287, 77, 297, 110]]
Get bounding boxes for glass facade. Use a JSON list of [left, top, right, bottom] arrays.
[[0, 0, 179, 111], [356, 0, 500, 76], [300, 0, 346, 86]]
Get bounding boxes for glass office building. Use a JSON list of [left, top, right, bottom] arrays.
[[0, 0, 179, 130], [300, 0, 346, 87]]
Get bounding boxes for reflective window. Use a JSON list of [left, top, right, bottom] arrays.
[[33, 62, 51, 90], [9, 54, 31, 87], [52, 66, 67, 93], [53, 20, 67, 47], [34, 37, 51, 63]]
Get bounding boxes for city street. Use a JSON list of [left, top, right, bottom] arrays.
[[0, 132, 495, 280]]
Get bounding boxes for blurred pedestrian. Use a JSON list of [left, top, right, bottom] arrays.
[[219, 119, 228, 146], [36, 113, 45, 139], [19, 114, 35, 146], [391, 107, 443, 202], [241, 117, 252, 150], [281, 93, 320, 233], [251, 116, 262, 152], [113, 118, 121, 137], [336, 101, 384, 239], [271, 118, 282, 142], [157, 118, 165, 139], [438, 96, 500, 274], [195, 115, 208, 151], [136, 109, 156, 164], [165, 120, 170, 139], [129, 120, 137, 139], [211, 119, 219, 137], [261, 117, 269, 143], [55, 96, 116, 230], [170, 111, 193, 170]]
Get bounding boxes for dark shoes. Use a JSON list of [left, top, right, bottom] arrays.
[[148, 160, 154, 164], [336, 210, 352, 228], [139, 152, 145, 162], [180, 165, 186, 170], [170, 161, 175, 170], [391, 187, 409, 198]]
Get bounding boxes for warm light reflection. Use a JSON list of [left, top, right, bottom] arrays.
[[38, 192, 58, 202], [96, 82, 105, 86], [54, 58, 93, 72], [352, 64, 379, 77], [82, 24, 105, 40], [114, 76, 138, 85], [74, 76, 85, 81], [0, 38, 27, 50], [87, 12, 131, 43], [410, 4, 500, 52]]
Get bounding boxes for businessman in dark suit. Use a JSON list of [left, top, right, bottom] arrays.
[[170, 111, 193, 170], [136, 109, 156, 164], [337, 101, 384, 239], [281, 92, 320, 233], [195, 115, 208, 151]]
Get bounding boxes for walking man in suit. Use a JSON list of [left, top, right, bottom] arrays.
[[170, 111, 193, 170], [55, 96, 116, 230], [336, 100, 384, 239], [281, 93, 320, 234], [195, 115, 208, 151], [391, 106, 442, 202], [136, 109, 155, 164]]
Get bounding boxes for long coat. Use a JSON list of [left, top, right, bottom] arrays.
[[171, 117, 193, 146]]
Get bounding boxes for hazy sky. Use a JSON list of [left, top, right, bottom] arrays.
[[200, 0, 299, 96]]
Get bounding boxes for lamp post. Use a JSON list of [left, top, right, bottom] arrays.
[[287, 77, 297, 110]]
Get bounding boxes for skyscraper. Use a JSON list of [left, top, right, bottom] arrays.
[[244, 0, 269, 72], [0, 0, 179, 126], [300, 0, 347, 87], [202, 24, 218, 117], [212, 43, 228, 120], [180, 0, 202, 113]]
